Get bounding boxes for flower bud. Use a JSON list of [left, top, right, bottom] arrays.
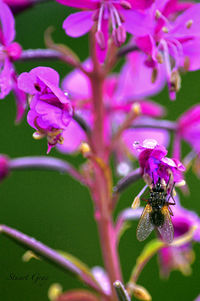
[[0, 155, 9, 181], [48, 283, 63, 301]]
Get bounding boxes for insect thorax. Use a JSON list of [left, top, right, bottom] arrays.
[[150, 209, 165, 227]]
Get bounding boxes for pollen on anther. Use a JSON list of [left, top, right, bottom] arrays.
[[186, 20, 193, 29], [162, 26, 169, 33]]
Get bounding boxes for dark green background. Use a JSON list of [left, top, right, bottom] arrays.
[[0, 1, 200, 300]]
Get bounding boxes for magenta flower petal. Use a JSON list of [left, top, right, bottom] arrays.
[[18, 67, 73, 152], [128, 0, 154, 9], [169, 4, 200, 38], [0, 0, 15, 45], [133, 139, 185, 184], [57, 120, 86, 153], [116, 51, 166, 100], [62, 60, 92, 99], [178, 105, 200, 153], [18, 67, 60, 95], [56, 0, 97, 9], [123, 9, 153, 36], [12, 77, 27, 123], [63, 11, 94, 37], [123, 128, 169, 156], [0, 57, 13, 99], [182, 39, 200, 71]]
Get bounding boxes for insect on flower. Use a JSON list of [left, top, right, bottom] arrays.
[[136, 178, 175, 244]]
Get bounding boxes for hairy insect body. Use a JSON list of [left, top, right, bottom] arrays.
[[136, 180, 174, 244], [149, 189, 166, 227]]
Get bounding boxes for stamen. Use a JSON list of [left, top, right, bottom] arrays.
[[110, 4, 126, 46], [162, 26, 169, 33], [169, 70, 181, 94], [95, 4, 106, 49], [186, 19, 193, 29], [120, 0, 131, 9], [151, 68, 158, 83], [183, 56, 190, 71], [97, 3, 104, 31], [156, 52, 164, 64]]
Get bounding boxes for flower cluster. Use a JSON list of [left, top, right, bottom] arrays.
[[134, 139, 185, 185], [0, 0, 200, 301], [18, 67, 73, 153]]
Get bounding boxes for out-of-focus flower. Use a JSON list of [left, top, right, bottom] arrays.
[[3, 0, 32, 13], [0, 0, 26, 122], [177, 104, 200, 154], [57, 55, 169, 165], [0, 155, 9, 181], [0, 0, 22, 98], [134, 139, 185, 185], [194, 295, 200, 301], [18, 67, 73, 153], [159, 199, 200, 277], [127, 1, 200, 99], [56, 0, 154, 62]]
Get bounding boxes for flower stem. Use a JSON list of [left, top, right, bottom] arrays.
[[0, 224, 104, 294], [9, 156, 86, 185], [89, 30, 122, 300]]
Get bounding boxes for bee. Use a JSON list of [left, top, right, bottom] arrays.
[[136, 178, 175, 244]]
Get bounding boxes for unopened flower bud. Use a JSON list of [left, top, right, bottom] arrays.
[[22, 250, 40, 262], [6, 42, 22, 60], [128, 283, 152, 301], [80, 142, 91, 155], [0, 155, 9, 181], [48, 283, 63, 301]]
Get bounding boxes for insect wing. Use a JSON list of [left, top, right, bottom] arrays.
[[136, 204, 154, 241], [157, 206, 174, 244]]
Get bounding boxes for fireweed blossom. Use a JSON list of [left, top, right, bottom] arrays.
[[159, 198, 200, 277], [134, 139, 185, 186], [17, 67, 73, 153], [177, 104, 200, 157], [0, 0, 22, 98], [126, 1, 200, 99], [57, 55, 169, 163], [0, 0, 27, 121], [56, 0, 154, 61]]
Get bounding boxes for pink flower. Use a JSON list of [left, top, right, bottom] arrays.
[[127, 1, 200, 99], [134, 139, 185, 185], [0, 0, 22, 98], [57, 55, 168, 161], [0, 0, 26, 121], [18, 67, 73, 153], [0, 154, 9, 181], [159, 198, 200, 277], [177, 104, 200, 154], [56, 0, 153, 62], [3, 0, 32, 13]]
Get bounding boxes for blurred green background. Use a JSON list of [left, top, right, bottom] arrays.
[[0, 1, 200, 300]]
